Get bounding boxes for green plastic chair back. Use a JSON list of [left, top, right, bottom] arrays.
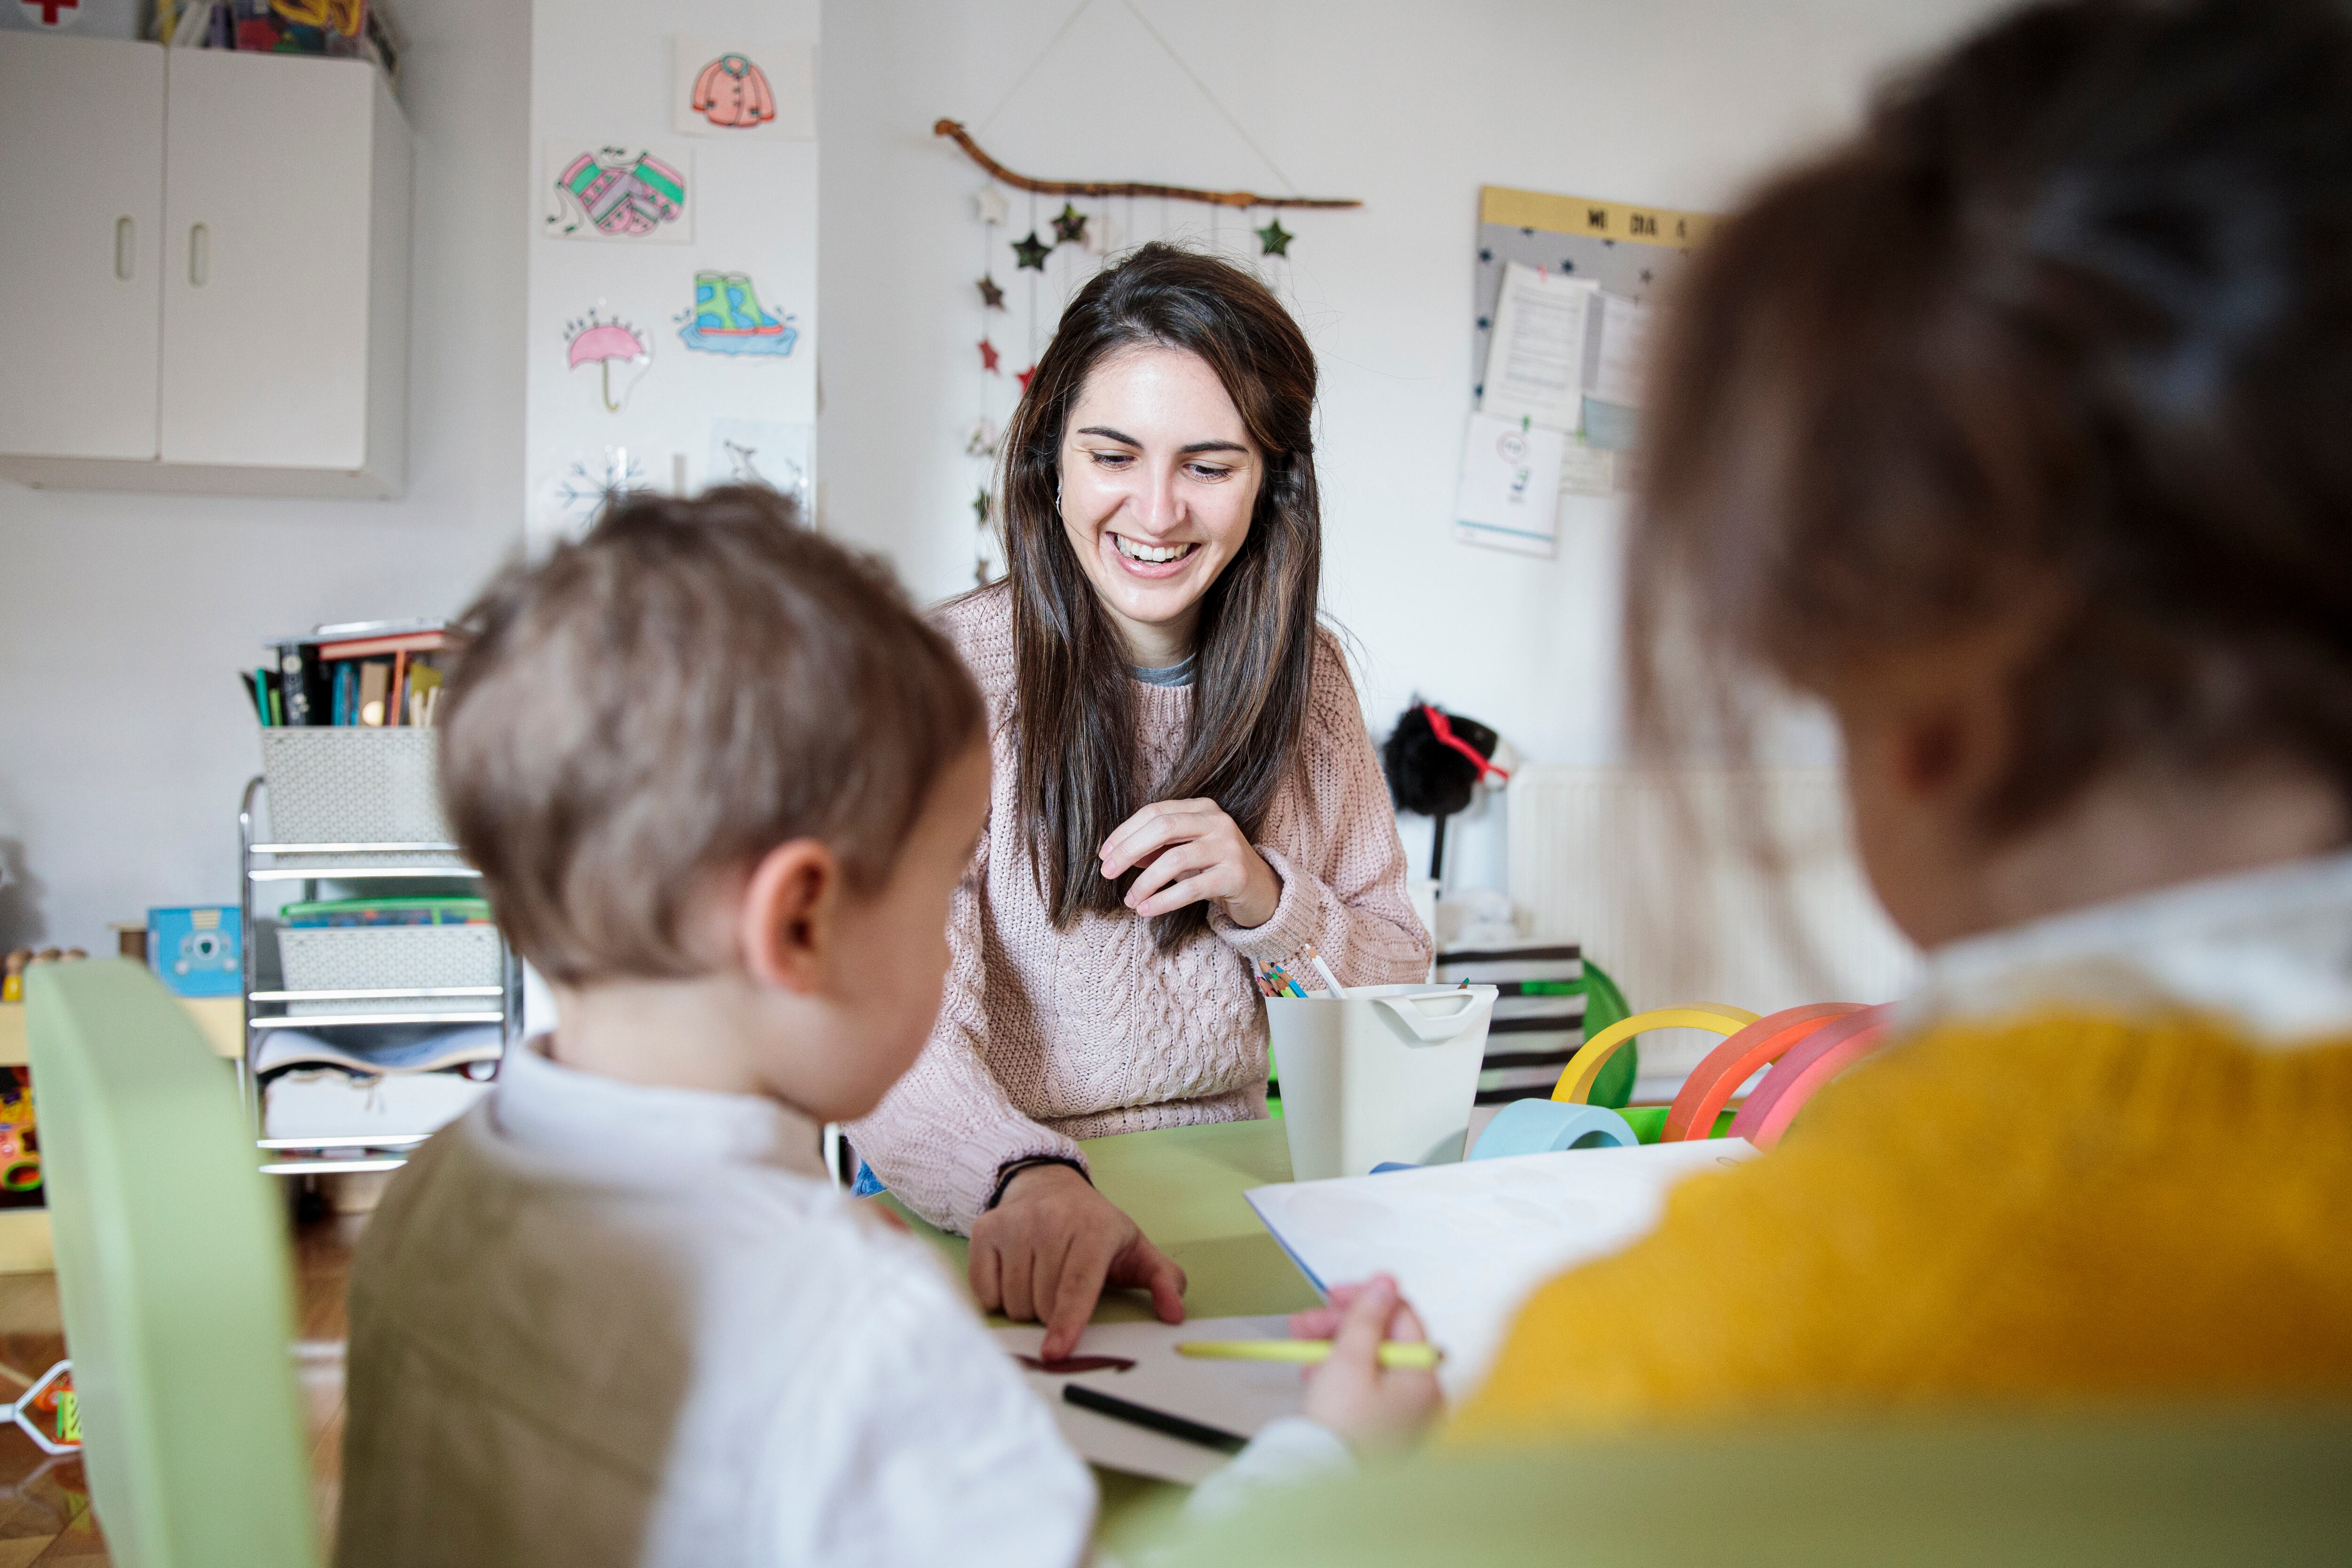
[[1156, 1410, 2352, 1566], [26, 960, 319, 1568]]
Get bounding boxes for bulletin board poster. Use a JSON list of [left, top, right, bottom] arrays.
[[1455, 186, 1717, 557]]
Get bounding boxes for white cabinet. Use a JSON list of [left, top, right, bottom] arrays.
[[0, 33, 164, 462], [0, 35, 410, 498]]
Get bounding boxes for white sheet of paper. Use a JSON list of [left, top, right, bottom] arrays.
[[1589, 291, 1656, 409], [1558, 439, 1615, 497], [1454, 412, 1566, 557], [1245, 1140, 1756, 1396], [990, 1315, 1305, 1486], [1478, 263, 1598, 431]]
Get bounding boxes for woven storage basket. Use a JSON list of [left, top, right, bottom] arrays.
[[259, 729, 452, 847], [276, 925, 503, 995]]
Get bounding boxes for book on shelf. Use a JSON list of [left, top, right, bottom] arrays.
[[248, 619, 451, 728]]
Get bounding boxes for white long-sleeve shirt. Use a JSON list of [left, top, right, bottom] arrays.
[[337, 1039, 1097, 1568]]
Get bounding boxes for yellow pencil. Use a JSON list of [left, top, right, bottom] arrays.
[[1176, 1338, 1443, 1371]]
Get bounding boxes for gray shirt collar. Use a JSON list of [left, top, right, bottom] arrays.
[[1130, 652, 1196, 688]]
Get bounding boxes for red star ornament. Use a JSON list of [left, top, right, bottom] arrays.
[[1016, 363, 1038, 392], [978, 338, 1001, 373]]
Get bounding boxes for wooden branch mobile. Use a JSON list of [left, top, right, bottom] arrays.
[[934, 120, 1361, 211]]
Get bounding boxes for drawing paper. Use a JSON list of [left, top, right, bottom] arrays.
[[1246, 1140, 1756, 1395], [990, 1315, 1304, 1486]]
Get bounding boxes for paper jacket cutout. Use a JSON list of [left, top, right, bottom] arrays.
[[691, 53, 776, 130], [556, 151, 688, 238], [678, 272, 798, 356]]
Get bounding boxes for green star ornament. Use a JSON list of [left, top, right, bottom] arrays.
[[1255, 217, 1295, 257], [1012, 230, 1051, 270], [1051, 202, 1089, 246]]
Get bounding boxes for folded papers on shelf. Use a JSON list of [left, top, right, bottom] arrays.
[[252, 1023, 504, 1078]]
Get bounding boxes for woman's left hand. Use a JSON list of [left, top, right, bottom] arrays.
[[1100, 798, 1282, 927]]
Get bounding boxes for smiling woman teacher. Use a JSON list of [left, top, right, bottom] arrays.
[[850, 245, 1433, 1355]]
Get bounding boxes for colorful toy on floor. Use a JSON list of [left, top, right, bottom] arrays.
[[0, 1068, 38, 1195]]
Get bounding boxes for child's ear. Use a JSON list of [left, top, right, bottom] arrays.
[[739, 839, 839, 994]]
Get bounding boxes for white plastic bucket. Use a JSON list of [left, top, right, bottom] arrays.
[[1267, 984, 1499, 1180]]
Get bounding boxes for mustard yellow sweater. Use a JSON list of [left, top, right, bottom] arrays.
[[1449, 1012, 2352, 1441]]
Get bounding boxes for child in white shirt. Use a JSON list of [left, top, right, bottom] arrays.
[[335, 488, 1434, 1568]]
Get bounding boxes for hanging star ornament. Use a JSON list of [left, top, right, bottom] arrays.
[[964, 417, 1001, 459], [1012, 230, 1051, 270], [972, 487, 992, 524], [972, 185, 1009, 226], [977, 338, 1002, 373], [1051, 202, 1089, 246], [1255, 217, 1294, 257], [976, 273, 1006, 310], [1017, 364, 1038, 393]]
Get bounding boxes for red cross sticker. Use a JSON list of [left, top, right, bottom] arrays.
[[25, 0, 82, 25]]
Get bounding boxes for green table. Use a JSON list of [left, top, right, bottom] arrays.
[[877, 1117, 1322, 1542], [880, 1116, 1322, 1320]]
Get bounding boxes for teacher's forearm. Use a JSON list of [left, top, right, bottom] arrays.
[[849, 1053, 1087, 1234]]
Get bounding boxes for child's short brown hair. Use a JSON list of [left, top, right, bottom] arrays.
[[438, 488, 985, 984]]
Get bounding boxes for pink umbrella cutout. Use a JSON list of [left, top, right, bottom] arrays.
[[566, 316, 650, 411]]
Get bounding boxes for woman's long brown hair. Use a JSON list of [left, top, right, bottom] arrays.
[[1001, 243, 1322, 947]]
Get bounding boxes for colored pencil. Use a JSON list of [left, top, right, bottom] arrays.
[[1303, 946, 1350, 999], [1176, 1338, 1444, 1371], [1062, 1384, 1247, 1453]]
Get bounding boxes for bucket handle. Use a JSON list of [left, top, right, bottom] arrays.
[[1371, 991, 1484, 1044]]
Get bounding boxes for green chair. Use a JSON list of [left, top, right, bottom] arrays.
[[27, 959, 318, 1568], [1155, 1410, 2352, 1566]]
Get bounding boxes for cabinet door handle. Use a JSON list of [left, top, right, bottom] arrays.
[[115, 217, 136, 281], [189, 223, 210, 287]]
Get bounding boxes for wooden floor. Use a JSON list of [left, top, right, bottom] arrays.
[[0, 1213, 360, 1566]]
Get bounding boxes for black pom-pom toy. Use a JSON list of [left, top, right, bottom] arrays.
[[1383, 702, 1505, 882]]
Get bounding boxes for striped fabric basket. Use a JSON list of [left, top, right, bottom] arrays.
[[1434, 942, 1637, 1108]]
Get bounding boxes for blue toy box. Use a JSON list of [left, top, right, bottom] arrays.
[[148, 905, 241, 997]]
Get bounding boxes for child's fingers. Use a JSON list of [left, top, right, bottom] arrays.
[[1328, 1276, 1399, 1368], [1288, 1307, 1344, 1340], [1388, 1299, 1431, 1344]]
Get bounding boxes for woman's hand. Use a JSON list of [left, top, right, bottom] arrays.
[[1100, 798, 1283, 928], [1293, 1275, 1443, 1457], [969, 1163, 1188, 1360]]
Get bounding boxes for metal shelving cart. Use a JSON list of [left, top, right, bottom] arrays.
[[238, 773, 522, 1178]]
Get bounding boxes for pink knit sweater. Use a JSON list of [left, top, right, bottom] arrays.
[[850, 586, 1434, 1232]]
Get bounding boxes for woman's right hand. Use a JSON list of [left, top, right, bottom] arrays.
[[969, 1163, 1188, 1360]]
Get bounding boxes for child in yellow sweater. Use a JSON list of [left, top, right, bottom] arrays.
[[1440, 0, 2352, 1439]]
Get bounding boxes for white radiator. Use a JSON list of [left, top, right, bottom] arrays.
[[1506, 766, 1921, 1087]]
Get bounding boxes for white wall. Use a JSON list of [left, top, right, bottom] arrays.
[[0, 0, 531, 952], [0, 0, 2020, 951], [524, 0, 819, 545], [818, 0, 2012, 895]]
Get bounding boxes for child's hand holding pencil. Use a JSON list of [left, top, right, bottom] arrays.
[[1283, 1273, 1443, 1457]]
